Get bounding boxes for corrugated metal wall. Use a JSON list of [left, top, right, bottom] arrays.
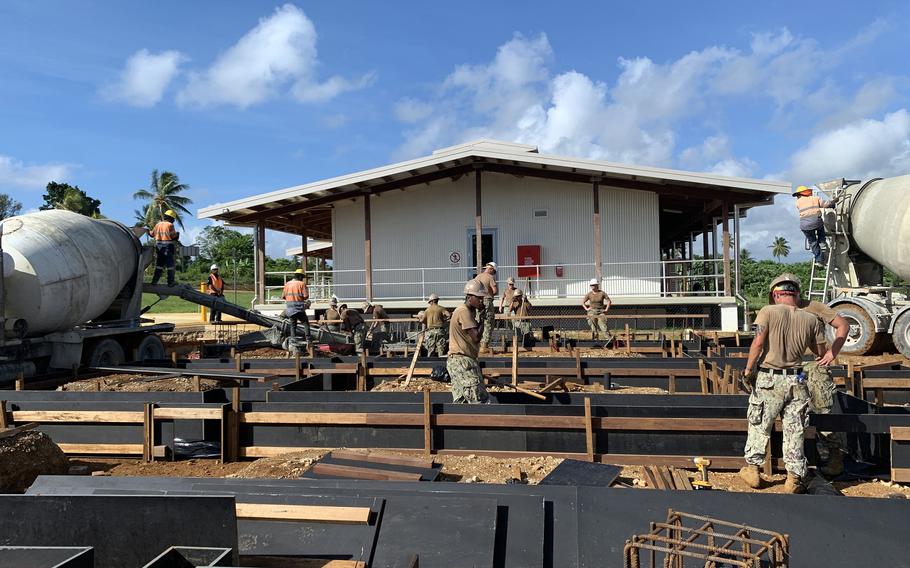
[[332, 172, 660, 300]]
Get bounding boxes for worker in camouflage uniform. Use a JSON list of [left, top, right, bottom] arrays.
[[474, 262, 498, 351], [769, 274, 851, 476], [447, 280, 491, 404], [582, 278, 612, 340], [339, 304, 366, 354], [509, 289, 532, 348], [322, 297, 341, 333], [422, 293, 449, 357], [498, 277, 517, 330], [365, 302, 390, 353], [740, 275, 831, 493]]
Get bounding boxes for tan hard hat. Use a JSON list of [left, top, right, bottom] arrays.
[[768, 272, 801, 302], [513, 288, 523, 297], [507, 277, 515, 285], [428, 293, 440, 302], [464, 279, 491, 298]]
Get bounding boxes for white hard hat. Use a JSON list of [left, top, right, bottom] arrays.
[[507, 277, 515, 285], [589, 278, 599, 286], [485, 261, 497, 271], [428, 293, 440, 302], [513, 288, 523, 297], [210, 264, 219, 271]]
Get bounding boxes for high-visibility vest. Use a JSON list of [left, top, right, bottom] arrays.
[[151, 221, 177, 241], [282, 279, 309, 302], [208, 275, 224, 295], [796, 196, 823, 219]]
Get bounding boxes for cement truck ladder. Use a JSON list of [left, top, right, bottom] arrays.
[[808, 242, 834, 302]]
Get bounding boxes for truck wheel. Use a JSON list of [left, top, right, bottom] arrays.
[[135, 334, 166, 362], [830, 304, 878, 355], [87, 339, 125, 367], [893, 312, 910, 359]]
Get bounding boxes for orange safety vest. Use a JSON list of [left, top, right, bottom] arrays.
[[282, 279, 309, 302], [208, 274, 224, 295], [151, 221, 177, 241], [796, 196, 823, 219]]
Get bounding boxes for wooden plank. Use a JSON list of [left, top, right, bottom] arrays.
[[143, 403, 153, 463], [496, 383, 547, 401], [860, 378, 910, 389], [892, 467, 910, 483], [891, 427, 910, 441], [11, 411, 144, 423], [0, 400, 7, 429], [857, 358, 905, 370], [668, 373, 676, 394], [154, 407, 224, 420], [331, 449, 434, 469], [655, 466, 675, 490], [584, 397, 594, 462], [574, 349, 583, 384], [57, 443, 144, 455], [646, 466, 666, 489], [511, 334, 519, 386], [671, 468, 693, 491], [0, 422, 39, 440], [538, 378, 565, 394], [240, 412, 423, 426], [311, 462, 423, 481], [404, 333, 424, 387], [423, 387, 432, 458], [235, 502, 371, 524]]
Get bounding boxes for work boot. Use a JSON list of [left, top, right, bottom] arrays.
[[783, 473, 807, 494], [820, 449, 845, 477], [739, 464, 762, 489]]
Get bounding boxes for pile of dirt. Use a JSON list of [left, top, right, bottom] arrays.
[[433, 454, 562, 483], [371, 377, 450, 392], [0, 430, 69, 493], [58, 374, 219, 392], [226, 450, 329, 479]]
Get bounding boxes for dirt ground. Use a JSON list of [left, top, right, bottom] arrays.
[[0, 430, 69, 493], [370, 376, 666, 395], [57, 374, 220, 392]]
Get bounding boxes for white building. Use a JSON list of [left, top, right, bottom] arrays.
[[199, 140, 790, 331]]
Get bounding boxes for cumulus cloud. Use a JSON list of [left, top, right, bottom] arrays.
[[177, 4, 371, 108], [0, 155, 75, 190], [680, 135, 757, 178], [101, 49, 187, 107], [394, 97, 434, 124]]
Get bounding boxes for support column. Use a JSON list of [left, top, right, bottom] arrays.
[[300, 233, 308, 272], [592, 178, 602, 280], [722, 204, 731, 295], [255, 222, 266, 304], [475, 166, 483, 274], [363, 193, 373, 302], [702, 224, 710, 292]]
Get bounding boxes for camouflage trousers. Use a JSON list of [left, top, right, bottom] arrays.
[[425, 327, 447, 357], [804, 361, 849, 460], [514, 321, 531, 340], [744, 371, 810, 477], [350, 324, 366, 354], [478, 297, 495, 345], [447, 354, 490, 404], [587, 308, 609, 338]]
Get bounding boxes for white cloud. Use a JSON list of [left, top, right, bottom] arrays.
[[177, 4, 371, 108], [0, 155, 75, 190], [101, 49, 187, 107], [394, 97, 434, 124], [680, 135, 757, 178]]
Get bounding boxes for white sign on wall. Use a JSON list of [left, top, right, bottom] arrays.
[[449, 251, 462, 265]]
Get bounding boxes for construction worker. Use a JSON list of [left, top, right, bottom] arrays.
[[322, 297, 341, 333], [367, 302, 390, 352], [447, 280, 491, 404], [793, 185, 839, 265], [474, 262, 498, 350], [149, 209, 179, 286], [768, 273, 850, 476], [281, 269, 311, 342], [498, 277, 517, 329], [423, 293, 450, 357], [510, 288, 533, 349], [206, 264, 225, 323], [583, 278, 612, 340], [339, 303, 366, 354], [740, 275, 831, 494]]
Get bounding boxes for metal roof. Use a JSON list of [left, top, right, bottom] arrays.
[[197, 139, 791, 238]]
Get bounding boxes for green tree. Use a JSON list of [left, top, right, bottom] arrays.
[[768, 236, 791, 263], [739, 248, 754, 262], [196, 225, 253, 268], [0, 193, 22, 220], [133, 170, 192, 228], [40, 182, 101, 217]]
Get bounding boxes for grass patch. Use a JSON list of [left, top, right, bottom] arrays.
[[141, 291, 256, 313]]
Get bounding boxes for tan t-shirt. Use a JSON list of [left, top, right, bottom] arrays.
[[755, 304, 822, 369], [341, 309, 364, 331], [502, 286, 515, 305], [800, 299, 837, 345], [584, 290, 609, 310], [448, 304, 479, 359], [424, 304, 447, 329], [325, 307, 341, 322], [476, 272, 496, 295]]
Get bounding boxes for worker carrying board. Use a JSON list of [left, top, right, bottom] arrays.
[[740, 275, 835, 493], [281, 269, 311, 342], [148, 209, 179, 286]]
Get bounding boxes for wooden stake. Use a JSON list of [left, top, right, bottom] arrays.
[[295, 352, 302, 380], [0, 401, 7, 429], [171, 351, 178, 367], [423, 387, 432, 458], [584, 397, 594, 462], [404, 334, 424, 388], [511, 334, 519, 386], [234, 353, 243, 373], [193, 376, 202, 392], [668, 373, 676, 394], [625, 324, 631, 354], [722, 365, 732, 395], [574, 349, 583, 385], [358, 350, 368, 392], [734, 331, 741, 347], [15, 374, 24, 391], [763, 441, 773, 477]]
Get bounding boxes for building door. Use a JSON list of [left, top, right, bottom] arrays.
[[468, 229, 497, 278]]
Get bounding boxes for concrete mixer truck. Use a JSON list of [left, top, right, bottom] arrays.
[[0, 209, 174, 381], [809, 174, 910, 358]]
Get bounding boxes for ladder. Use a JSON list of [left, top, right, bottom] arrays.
[[807, 235, 834, 302]]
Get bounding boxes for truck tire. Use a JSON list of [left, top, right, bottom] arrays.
[[87, 338, 125, 367], [893, 312, 910, 360], [135, 334, 166, 362], [830, 304, 878, 355]]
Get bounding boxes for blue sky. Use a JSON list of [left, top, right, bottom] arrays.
[[2, 0, 909, 259]]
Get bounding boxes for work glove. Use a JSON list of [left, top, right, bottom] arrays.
[[740, 368, 757, 393]]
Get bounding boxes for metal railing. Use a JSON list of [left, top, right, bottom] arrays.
[[262, 259, 727, 304]]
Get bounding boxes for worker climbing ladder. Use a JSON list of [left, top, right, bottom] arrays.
[[807, 237, 835, 302]]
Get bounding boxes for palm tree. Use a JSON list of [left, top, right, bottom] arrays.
[[133, 170, 192, 228], [768, 236, 791, 263], [740, 248, 754, 262]]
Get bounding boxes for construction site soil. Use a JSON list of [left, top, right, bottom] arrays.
[[58, 374, 220, 392], [0, 431, 69, 493], [370, 376, 666, 394]]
